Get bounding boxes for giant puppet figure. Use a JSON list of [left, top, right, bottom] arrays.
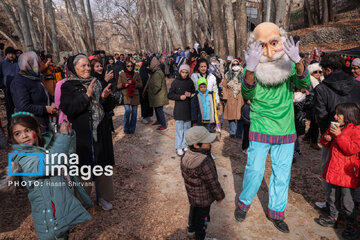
[[234, 22, 310, 233]]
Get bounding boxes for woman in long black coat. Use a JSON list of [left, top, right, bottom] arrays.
[[60, 54, 116, 211]]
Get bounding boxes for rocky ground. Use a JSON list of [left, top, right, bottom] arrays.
[[0, 85, 352, 240]]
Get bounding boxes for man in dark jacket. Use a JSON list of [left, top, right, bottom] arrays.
[[313, 53, 360, 218], [0, 47, 18, 121]]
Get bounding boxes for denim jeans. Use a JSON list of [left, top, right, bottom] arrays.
[[124, 105, 138, 132], [175, 120, 191, 149], [229, 120, 243, 137], [155, 106, 167, 128]]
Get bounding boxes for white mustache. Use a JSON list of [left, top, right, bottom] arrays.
[[259, 50, 286, 63]]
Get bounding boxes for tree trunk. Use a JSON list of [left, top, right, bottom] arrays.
[[64, 0, 88, 53], [275, 0, 293, 30], [265, 0, 272, 22], [209, 0, 227, 58], [0, 1, 25, 47], [322, 0, 329, 23], [304, 0, 314, 27], [328, 0, 334, 21], [86, 0, 96, 52], [235, 0, 247, 59], [17, 0, 34, 50], [224, 0, 235, 57], [79, 0, 91, 51], [184, 0, 193, 48], [157, 0, 184, 49], [26, 0, 41, 50], [40, 0, 47, 51], [314, 0, 320, 24], [47, 0, 60, 62]]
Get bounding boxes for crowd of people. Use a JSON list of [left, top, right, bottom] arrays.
[[0, 21, 360, 240]]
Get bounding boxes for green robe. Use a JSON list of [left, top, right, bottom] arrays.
[[241, 63, 310, 144]]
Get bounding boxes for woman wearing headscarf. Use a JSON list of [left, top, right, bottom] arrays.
[[139, 59, 154, 124], [222, 59, 244, 138], [147, 57, 169, 131], [60, 54, 116, 211], [10, 51, 57, 132], [91, 58, 115, 132], [118, 59, 143, 134]]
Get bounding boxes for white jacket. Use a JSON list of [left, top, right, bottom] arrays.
[[191, 72, 220, 103]]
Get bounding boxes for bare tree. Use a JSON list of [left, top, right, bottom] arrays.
[[40, 0, 47, 51], [17, 0, 34, 50], [86, 0, 96, 51], [209, 0, 227, 58], [275, 0, 293, 30], [47, 0, 60, 62], [304, 0, 314, 27], [322, 0, 329, 23], [157, 0, 184, 49], [0, 1, 25, 47], [235, 0, 247, 59], [224, 0, 235, 57], [184, 0, 193, 47]]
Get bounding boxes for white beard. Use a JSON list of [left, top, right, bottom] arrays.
[[255, 51, 293, 87]]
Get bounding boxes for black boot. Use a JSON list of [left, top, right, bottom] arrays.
[[234, 207, 247, 222], [342, 223, 360, 240], [267, 217, 290, 233], [314, 216, 338, 228]]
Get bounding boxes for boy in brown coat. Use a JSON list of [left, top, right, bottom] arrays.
[[181, 126, 225, 240]]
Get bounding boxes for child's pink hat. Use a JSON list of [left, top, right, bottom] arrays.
[[178, 64, 190, 73]]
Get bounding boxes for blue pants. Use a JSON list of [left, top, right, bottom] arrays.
[[155, 106, 167, 128], [238, 141, 294, 219], [175, 120, 191, 149], [124, 105, 138, 132], [229, 120, 243, 137]]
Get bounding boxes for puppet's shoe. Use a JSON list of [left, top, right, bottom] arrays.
[[234, 207, 247, 222], [267, 217, 290, 233]]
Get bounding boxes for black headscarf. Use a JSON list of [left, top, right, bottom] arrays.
[[66, 53, 86, 78]]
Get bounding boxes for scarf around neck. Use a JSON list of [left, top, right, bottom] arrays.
[[226, 70, 243, 97], [67, 71, 104, 142]]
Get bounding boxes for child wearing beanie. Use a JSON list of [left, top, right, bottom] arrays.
[[191, 77, 219, 132], [181, 126, 225, 239], [168, 64, 195, 156]]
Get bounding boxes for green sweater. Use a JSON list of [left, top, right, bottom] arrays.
[[241, 63, 310, 144]]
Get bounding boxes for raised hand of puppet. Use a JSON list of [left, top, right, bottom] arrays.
[[243, 41, 263, 72], [283, 36, 301, 64]]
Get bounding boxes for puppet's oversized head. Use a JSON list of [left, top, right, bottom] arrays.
[[249, 22, 293, 86]]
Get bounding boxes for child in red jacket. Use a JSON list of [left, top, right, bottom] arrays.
[[315, 102, 360, 239]]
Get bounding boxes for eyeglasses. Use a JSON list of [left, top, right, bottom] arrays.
[[313, 71, 322, 74], [233, 64, 240, 66], [127, 65, 134, 68]]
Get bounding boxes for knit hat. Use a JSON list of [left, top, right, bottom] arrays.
[[185, 126, 217, 146], [197, 77, 207, 90], [352, 58, 360, 67], [227, 55, 234, 61], [5, 47, 16, 55], [308, 62, 322, 74], [178, 64, 190, 73], [46, 53, 52, 58]]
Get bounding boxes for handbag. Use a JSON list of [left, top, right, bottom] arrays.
[[114, 89, 124, 105]]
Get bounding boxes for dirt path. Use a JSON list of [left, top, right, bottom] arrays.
[[0, 101, 345, 240]]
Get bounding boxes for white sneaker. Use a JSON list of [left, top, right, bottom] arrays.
[[211, 153, 216, 160], [204, 237, 217, 240], [176, 149, 184, 156], [142, 118, 149, 124], [98, 198, 113, 211], [183, 147, 188, 152]]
